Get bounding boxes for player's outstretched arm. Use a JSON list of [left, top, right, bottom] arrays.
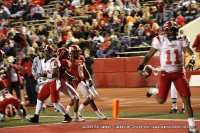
[[184, 46, 196, 71], [137, 47, 157, 76]]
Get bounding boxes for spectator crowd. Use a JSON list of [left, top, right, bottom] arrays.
[[0, 0, 199, 106]]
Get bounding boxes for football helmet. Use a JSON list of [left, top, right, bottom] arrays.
[[44, 45, 54, 53], [5, 104, 17, 117], [163, 21, 179, 40], [43, 45, 54, 59], [57, 47, 69, 60], [69, 45, 81, 59]]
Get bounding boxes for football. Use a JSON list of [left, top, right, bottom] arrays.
[[142, 65, 153, 79], [5, 104, 17, 117]]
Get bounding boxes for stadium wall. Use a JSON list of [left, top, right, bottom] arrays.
[[93, 57, 200, 88]]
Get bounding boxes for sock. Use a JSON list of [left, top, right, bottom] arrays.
[[95, 109, 101, 116], [188, 117, 195, 127], [171, 98, 177, 109], [35, 99, 44, 115], [150, 88, 158, 95], [42, 103, 46, 108], [74, 112, 78, 118], [79, 104, 85, 111], [182, 103, 185, 109], [53, 103, 67, 115], [66, 105, 71, 113]]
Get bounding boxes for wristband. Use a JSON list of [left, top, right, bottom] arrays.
[[190, 54, 196, 61], [137, 65, 144, 71], [189, 59, 195, 65]]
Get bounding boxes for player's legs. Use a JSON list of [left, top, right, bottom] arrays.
[[169, 82, 178, 113], [146, 71, 171, 104], [173, 74, 198, 132], [49, 81, 72, 123], [27, 83, 50, 123], [59, 80, 84, 122], [77, 82, 106, 120], [37, 83, 46, 112]]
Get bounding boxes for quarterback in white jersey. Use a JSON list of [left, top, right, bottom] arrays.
[[27, 45, 72, 123], [153, 35, 187, 72], [137, 21, 198, 133]]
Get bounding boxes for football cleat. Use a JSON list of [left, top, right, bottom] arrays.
[[146, 85, 158, 97], [188, 126, 199, 133], [180, 108, 185, 113], [97, 113, 107, 120], [26, 114, 39, 123], [169, 108, 178, 113], [95, 110, 107, 120], [72, 117, 85, 122], [54, 109, 59, 112], [63, 114, 72, 123]]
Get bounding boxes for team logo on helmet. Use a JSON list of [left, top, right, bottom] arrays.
[[163, 21, 180, 40], [44, 45, 54, 53], [69, 45, 81, 55]]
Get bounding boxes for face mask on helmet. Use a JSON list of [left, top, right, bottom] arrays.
[[163, 21, 179, 40], [57, 47, 69, 60], [44, 45, 54, 59], [69, 45, 81, 59]]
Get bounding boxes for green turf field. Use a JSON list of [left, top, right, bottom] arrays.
[[1, 110, 200, 128]]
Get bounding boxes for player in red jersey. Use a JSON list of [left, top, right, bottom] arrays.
[[57, 47, 85, 122], [0, 50, 27, 121], [68, 45, 107, 120], [137, 21, 198, 133], [27, 45, 72, 123]]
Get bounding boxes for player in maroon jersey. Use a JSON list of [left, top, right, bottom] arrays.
[[57, 47, 85, 122], [68, 45, 107, 120]]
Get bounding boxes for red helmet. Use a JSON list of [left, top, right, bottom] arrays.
[[57, 47, 69, 59], [163, 21, 179, 40], [163, 21, 179, 31], [69, 45, 81, 55], [0, 50, 5, 61], [44, 45, 54, 53]]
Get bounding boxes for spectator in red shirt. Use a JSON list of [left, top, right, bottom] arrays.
[[13, 28, 30, 55], [175, 11, 185, 27], [192, 33, 200, 69]]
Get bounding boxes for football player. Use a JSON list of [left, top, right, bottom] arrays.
[[142, 65, 185, 113], [68, 45, 107, 120], [0, 50, 27, 121], [57, 47, 85, 122], [27, 45, 72, 123], [137, 21, 198, 133]]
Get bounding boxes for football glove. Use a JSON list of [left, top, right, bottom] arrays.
[[186, 59, 195, 71]]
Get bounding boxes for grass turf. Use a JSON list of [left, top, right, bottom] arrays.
[[1, 109, 200, 128]]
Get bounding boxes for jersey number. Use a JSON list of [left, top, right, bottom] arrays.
[[166, 50, 181, 65]]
